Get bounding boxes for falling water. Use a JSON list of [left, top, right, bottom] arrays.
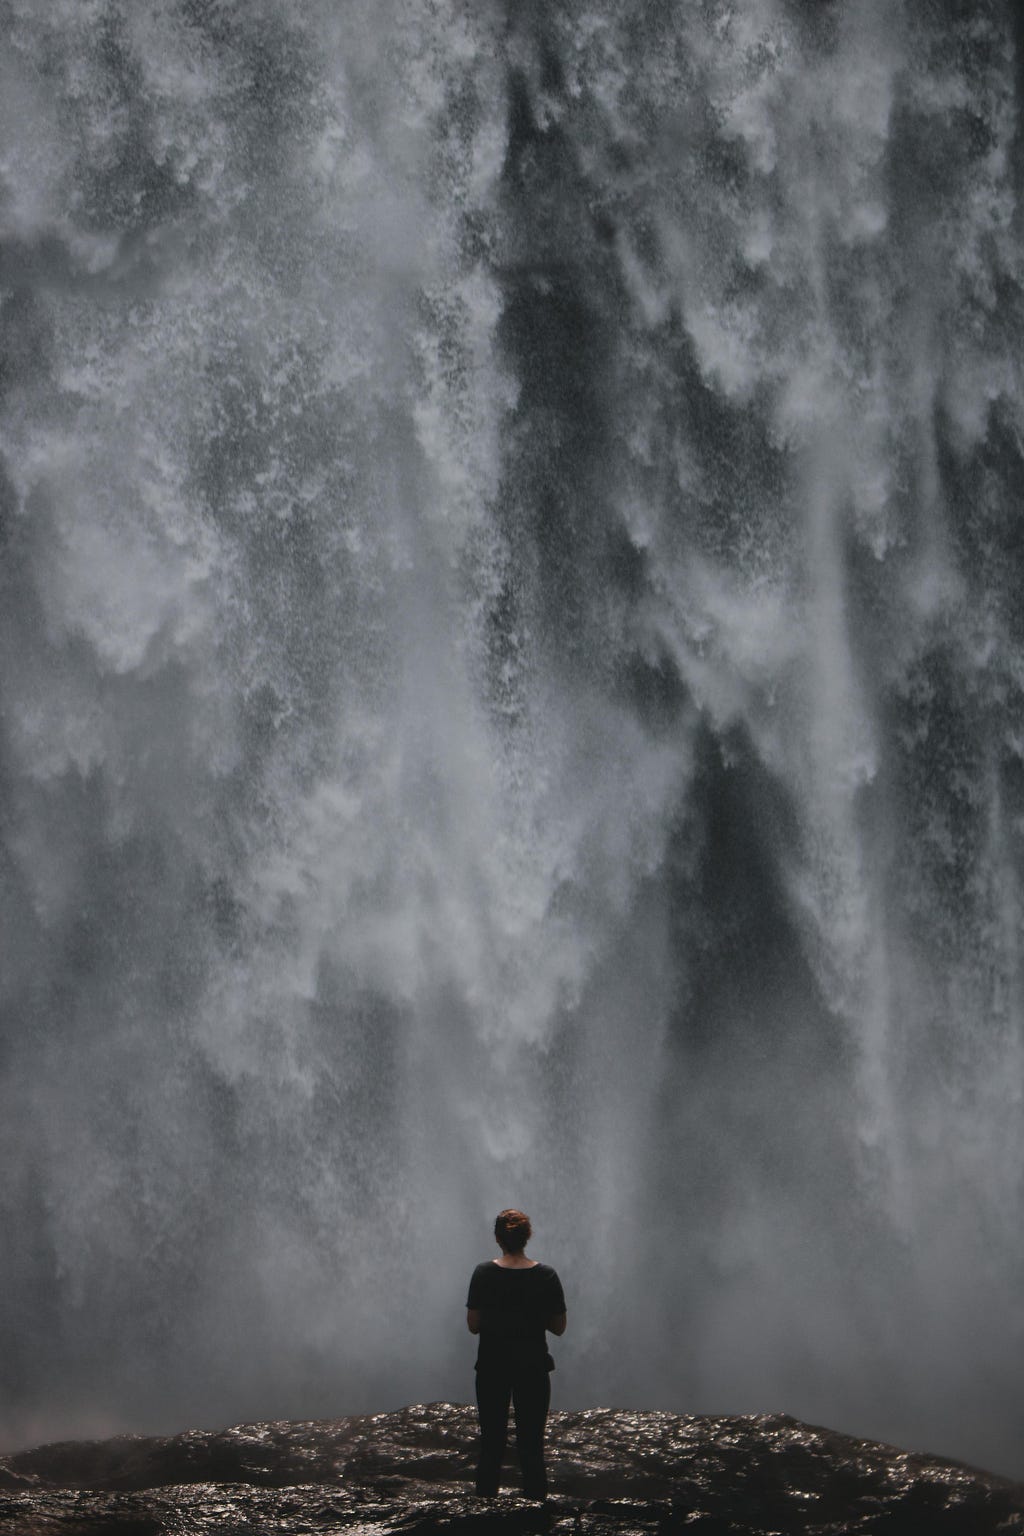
[[1, 0, 1023, 1476]]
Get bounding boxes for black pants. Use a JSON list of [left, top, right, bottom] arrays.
[[475, 1365, 551, 1499]]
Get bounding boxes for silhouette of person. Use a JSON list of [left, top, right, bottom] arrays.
[[466, 1208, 567, 1501]]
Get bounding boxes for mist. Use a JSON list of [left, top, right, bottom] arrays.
[[1, 0, 1023, 1479]]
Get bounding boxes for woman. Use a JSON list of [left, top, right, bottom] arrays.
[[466, 1208, 567, 1501]]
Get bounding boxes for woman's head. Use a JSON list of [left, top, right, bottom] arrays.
[[494, 1208, 532, 1253]]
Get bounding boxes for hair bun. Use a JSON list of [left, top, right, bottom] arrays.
[[494, 1208, 532, 1252]]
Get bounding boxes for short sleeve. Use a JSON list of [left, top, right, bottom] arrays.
[[466, 1264, 487, 1309], [546, 1268, 566, 1314]]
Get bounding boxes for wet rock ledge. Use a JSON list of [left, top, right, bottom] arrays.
[[1, 1401, 1022, 1535]]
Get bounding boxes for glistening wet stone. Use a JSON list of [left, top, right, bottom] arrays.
[[1, 1403, 1022, 1534]]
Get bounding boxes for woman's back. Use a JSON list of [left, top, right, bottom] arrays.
[[468, 1261, 563, 1362]]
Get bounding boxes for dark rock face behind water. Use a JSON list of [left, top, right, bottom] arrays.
[[1, 1403, 1022, 1535]]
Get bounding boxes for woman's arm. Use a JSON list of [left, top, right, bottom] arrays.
[[466, 1308, 482, 1334], [546, 1312, 567, 1336]]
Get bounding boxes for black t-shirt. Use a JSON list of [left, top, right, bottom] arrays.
[[466, 1260, 566, 1370]]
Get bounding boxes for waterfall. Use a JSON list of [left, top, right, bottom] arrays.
[[1, 0, 1022, 1475]]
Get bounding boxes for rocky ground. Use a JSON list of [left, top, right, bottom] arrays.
[[1, 1401, 1022, 1534]]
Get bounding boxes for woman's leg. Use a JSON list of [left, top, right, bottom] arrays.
[[511, 1369, 551, 1500], [474, 1370, 512, 1495]]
